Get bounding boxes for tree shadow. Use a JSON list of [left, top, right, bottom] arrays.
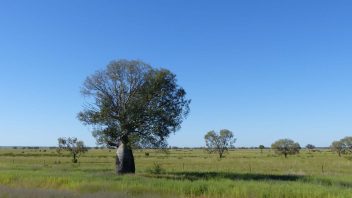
[[143, 172, 352, 189], [148, 171, 303, 182]]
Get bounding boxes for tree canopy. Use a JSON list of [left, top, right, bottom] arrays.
[[271, 139, 301, 158], [78, 59, 190, 173], [331, 137, 352, 157], [204, 129, 236, 158], [259, 145, 265, 153], [306, 144, 316, 152], [57, 137, 87, 163]]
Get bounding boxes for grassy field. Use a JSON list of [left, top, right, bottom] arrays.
[[0, 148, 352, 197]]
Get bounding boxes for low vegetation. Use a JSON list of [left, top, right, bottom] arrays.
[[0, 148, 352, 197]]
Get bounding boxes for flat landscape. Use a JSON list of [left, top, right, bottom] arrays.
[[1, 148, 351, 198]]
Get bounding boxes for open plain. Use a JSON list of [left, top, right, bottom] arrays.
[[0, 148, 351, 198]]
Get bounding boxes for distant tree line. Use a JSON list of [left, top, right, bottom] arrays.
[[201, 130, 352, 159]]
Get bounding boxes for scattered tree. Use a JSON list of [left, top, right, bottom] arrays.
[[306, 144, 316, 152], [57, 137, 88, 163], [259, 145, 265, 153], [271, 139, 301, 158], [340, 137, 352, 154], [331, 140, 343, 157], [330, 137, 352, 157], [78, 60, 190, 174], [204, 129, 236, 158]]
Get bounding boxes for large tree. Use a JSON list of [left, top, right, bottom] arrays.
[[78, 60, 190, 174]]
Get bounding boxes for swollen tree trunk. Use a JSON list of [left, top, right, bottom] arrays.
[[116, 142, 135, 174]]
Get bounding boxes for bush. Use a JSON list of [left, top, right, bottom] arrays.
[[147, 162, 165, 174]]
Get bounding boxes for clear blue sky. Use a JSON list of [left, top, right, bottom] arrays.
[[1, 0, 352, 147]]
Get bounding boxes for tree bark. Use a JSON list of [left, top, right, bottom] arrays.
[[73, 153, 77, 163], [116, 142, 135, 174]]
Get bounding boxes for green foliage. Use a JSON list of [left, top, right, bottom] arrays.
[[146, 162, 165, 174], [57, 137, 88, 163], [306, 144, 316, 151], [204, 129, 236, 158], [331, 137, 352, 157], [331, 140, 343, 157], [259, 145, 265, 153], [1, 148, 352, 197], [78, 60, 190, 149], [271, 139, 301, 158]]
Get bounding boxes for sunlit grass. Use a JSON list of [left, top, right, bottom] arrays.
[[0, 148, 352, 197]]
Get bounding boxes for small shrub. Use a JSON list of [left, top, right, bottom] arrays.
[[145, 152, 150, 157], [147, 162, 165, 174]]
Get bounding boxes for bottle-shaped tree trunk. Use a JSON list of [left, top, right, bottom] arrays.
[[116, 142, 135, 174]]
